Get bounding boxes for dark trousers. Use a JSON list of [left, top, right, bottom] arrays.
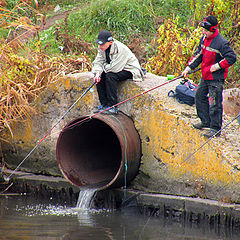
[[195, 78, 224, 131], [96, 70, 133, 106]]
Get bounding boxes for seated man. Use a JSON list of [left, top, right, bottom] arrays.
[[92, 30, 144, 114]]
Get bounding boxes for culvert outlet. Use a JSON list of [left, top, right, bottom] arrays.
[[56, 113, 141, 190]]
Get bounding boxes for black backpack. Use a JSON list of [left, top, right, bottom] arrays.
[[168, 80, 198, 106]]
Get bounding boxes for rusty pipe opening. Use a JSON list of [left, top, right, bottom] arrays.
[[56, 113, 141, 190]]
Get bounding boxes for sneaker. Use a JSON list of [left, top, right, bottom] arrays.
[[94, 105, 108, 113], [102, 106, 119, 115], [203, 129, 221, 138], [192, 122, 210, 130]]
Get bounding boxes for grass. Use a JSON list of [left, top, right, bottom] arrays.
[[39, 0, 192, 56]]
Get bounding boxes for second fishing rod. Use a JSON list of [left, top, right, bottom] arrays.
[[4, 68, 199, 181], [63, 68, 200, 131]]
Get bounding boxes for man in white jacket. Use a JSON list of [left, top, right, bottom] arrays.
[[92, 30, 143, 114]]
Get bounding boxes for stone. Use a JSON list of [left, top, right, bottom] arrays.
[[223, 88, 240, 117]]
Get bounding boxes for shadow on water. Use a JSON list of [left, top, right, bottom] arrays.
[[1, 194, 240, 240]]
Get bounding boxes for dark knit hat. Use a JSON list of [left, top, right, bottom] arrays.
[[95, 30, 113, 45], [201, 16, 218, 32]]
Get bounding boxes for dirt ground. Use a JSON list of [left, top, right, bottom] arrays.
[[41, 5, 82, 30]]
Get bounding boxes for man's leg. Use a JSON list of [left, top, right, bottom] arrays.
[[105, 70, 132, 106], [195, 79, 211, 126], [208, 80, 224, 131], [96, 72, 108, 106]]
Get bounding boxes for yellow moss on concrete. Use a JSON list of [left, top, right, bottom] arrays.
[[119, 75, 240, 190], [2, 119, 34, 148], [140, 99, 240, 186], [61, 77, 72, 90]]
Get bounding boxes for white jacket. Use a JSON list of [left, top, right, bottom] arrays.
[[92, 39, 144, 81]]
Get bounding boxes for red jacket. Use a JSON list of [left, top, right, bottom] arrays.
[[188, 29, 236, 80]]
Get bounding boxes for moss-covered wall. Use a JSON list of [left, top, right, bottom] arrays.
[[1, 72, 240, 202], [119, 75, 240, 202]]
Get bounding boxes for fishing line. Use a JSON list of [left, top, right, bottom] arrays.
[[4, 69, 199, 181], [176, 112, 240, 169], [111, 114, 128, 201], [138, 207, 156, 240], [4, 82, 96, 181], [62, 70, 200, 132]]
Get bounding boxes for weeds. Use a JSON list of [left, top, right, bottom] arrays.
[[39, 0, 191, 56], [0, 1, 91, 137], [53, 13, 96, 57], [145, 17, 202, 79]]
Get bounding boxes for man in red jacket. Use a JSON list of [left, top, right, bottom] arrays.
[[182, 16, 236, 138]]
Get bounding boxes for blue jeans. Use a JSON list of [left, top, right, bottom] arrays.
[[195, 78, 224, 131]]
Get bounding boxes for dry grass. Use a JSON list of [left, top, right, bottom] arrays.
[[0, 1, 91, 137]]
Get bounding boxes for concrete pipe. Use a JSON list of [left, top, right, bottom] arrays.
[[56, 113, 141, 190]]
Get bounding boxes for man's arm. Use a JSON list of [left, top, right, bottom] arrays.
[[212, 41, 236, 72], [182, 37, 204, 77], [92, 49, 105, 75]]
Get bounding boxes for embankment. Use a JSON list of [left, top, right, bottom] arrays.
[[1, 72, 240, 202]]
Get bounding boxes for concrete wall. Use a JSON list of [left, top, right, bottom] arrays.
[[1, 72, 240, 202]]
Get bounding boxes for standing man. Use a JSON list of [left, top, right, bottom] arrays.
[[182, 16, 236, 138], [92, 30, 144, 114]]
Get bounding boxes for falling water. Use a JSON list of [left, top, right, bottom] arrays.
[[76, 188, 98, 210]]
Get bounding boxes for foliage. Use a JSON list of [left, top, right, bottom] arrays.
[[188, 0, 231, 25], [0, 1, 91, 136], [37, 0, 86, 8], [39, 0, 191, 56], [145, 17, 202, 79], [147, 0, 239, 86], [53, 14, 96, 58], [188, 0, 240, 47]]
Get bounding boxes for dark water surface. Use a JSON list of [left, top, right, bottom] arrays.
[[0, 195, 239, 240]]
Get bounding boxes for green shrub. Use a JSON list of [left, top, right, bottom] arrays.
[[40, 0, 191, 55]]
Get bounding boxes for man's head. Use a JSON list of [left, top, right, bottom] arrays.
[[201, 16, 218, 32], [95, 30, 113, 51]]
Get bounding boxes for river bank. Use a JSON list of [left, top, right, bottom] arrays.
[[1, 72, 240, 203]]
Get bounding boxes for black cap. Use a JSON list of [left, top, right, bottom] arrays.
[[200, 16, 218, 32], [95, 30, 113, 45]]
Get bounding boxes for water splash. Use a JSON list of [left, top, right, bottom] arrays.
[[76, 188, 98, 210]]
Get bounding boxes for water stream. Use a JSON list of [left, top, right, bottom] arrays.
[[75, 187, 98, 209]]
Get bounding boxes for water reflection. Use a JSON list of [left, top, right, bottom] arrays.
[[0, 195, 240, 240], [75, 209, 95, 226]]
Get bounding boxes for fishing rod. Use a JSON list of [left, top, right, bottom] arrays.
[[4, 68, 199, 181], [4, 81, 96, 181], [63, 68, 201, 132], [177, 112, 240, 169]]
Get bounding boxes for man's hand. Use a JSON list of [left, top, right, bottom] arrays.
[[182, 68, 190, 78], [94, 72, 101, 84], [182, 70, 189, 78], [182, 66, 192, 78], [210, 65, 217, 72]]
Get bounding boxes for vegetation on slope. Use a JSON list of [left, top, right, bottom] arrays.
[[0, 0, 239, 138]]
